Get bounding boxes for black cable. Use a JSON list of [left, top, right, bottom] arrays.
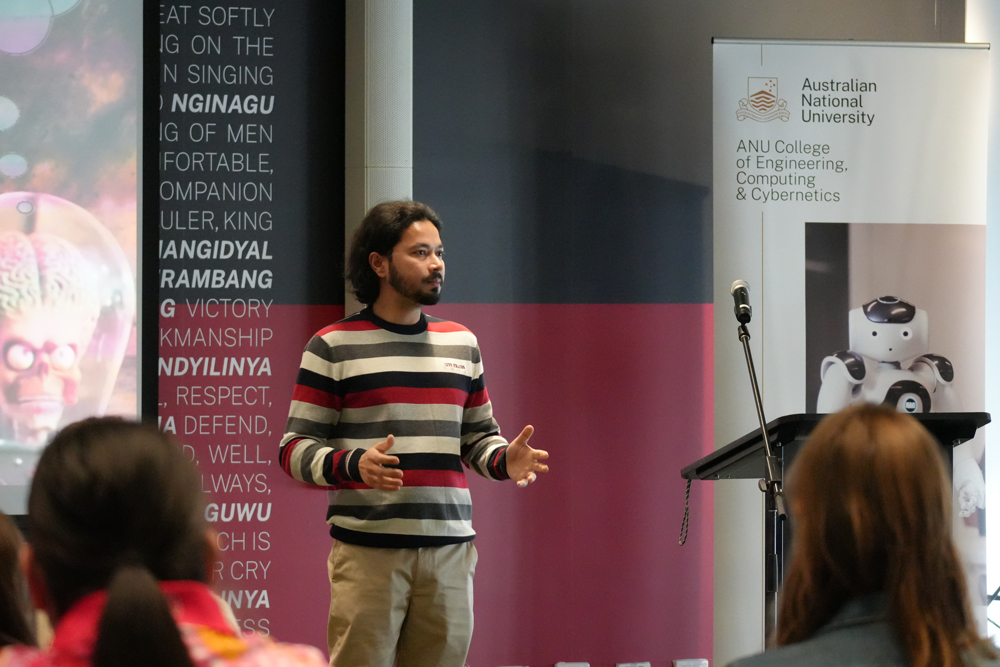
[[679, 479, 692, 546]]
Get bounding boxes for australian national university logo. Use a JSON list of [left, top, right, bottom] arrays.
[[737, 77, 789, 122]]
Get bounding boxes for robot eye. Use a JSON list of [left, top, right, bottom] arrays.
[[871, 331, 877, 337], [900, 328, 912, 340], [50, 345, 76, 372], [4, 343, 34, 372]]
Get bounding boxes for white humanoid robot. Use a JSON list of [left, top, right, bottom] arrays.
[[818, 296, 983, 519], [817, 295, 960, 415]]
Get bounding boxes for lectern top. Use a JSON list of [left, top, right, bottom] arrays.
[[680, 412, 990, 481]]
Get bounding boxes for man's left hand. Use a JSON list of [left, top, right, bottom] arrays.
[[505, 425, 549, 487]]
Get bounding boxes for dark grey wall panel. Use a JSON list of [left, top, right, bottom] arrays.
[[413, 0, 964, 305], [421, 150, 709, 303]]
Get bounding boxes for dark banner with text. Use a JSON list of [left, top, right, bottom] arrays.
[[157, 1, 343, 650]]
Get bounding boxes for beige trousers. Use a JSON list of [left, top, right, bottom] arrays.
[[327, 540, 477, 667]]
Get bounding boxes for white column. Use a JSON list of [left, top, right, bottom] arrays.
[[345, 0, 413, 315]]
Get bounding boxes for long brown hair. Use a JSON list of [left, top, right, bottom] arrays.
[[0, 513, 33, 647], [776, 404, 993, 667], [29, 418, 206, 667]]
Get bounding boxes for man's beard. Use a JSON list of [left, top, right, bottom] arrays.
[[389, 263, 443, 306]]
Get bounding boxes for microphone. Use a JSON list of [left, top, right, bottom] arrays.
[[731, 279, 751, 324]]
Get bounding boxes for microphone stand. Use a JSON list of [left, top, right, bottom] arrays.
[[735, 320, 786, 642], [737, 322, 787, 520]]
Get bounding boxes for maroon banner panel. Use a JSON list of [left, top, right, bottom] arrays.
[[425, 302, 715, 667]]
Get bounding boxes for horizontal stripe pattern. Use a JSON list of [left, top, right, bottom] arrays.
[[332, 516, 475, 537], [331, 469, 470, 490], [330, 526, 476, 549], [339, 370, 482, 394], [331, 419, 462, 440], [279, 308, 509, 548], [343, 387, 470, 410], [339, 401, 465, 423], [328, 502, 473, 522], [319, 341, 482, 366], [329, 485, 472, 506]]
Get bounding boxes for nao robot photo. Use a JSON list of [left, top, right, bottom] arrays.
[[817, 295, 983, 517], [817, 295, 959, 415]]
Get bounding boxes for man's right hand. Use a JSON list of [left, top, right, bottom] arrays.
[[358, 435, 404, 491]]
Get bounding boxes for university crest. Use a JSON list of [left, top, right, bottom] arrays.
[[736, 77, 789, 122]]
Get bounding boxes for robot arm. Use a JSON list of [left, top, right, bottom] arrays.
[[912, 354, 954, 384], [817, 350, 866, 413], [911, 354, 960, 412]]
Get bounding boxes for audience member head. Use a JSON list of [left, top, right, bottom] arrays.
[[0, 513, 33, 647], [24, 417, 210, 667], [346, 200, 442, 305], [777, 403, 989, 667]]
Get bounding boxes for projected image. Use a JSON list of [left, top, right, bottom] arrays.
[[0, 193, 134, 475], [0, 1, 139, 495]]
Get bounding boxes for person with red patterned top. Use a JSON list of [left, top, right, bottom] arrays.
[[9, 417, 328, 667], [279, 200, 549, 667]]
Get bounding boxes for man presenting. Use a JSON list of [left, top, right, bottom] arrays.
[[279, 201, 549, 667]]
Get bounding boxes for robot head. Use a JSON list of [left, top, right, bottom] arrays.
[[0, 192, 136, 450], [0, 231, 99, 446], [848, 296, 928, 363]]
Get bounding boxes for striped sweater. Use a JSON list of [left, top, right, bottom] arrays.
[[278, 308, 510, 548]]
